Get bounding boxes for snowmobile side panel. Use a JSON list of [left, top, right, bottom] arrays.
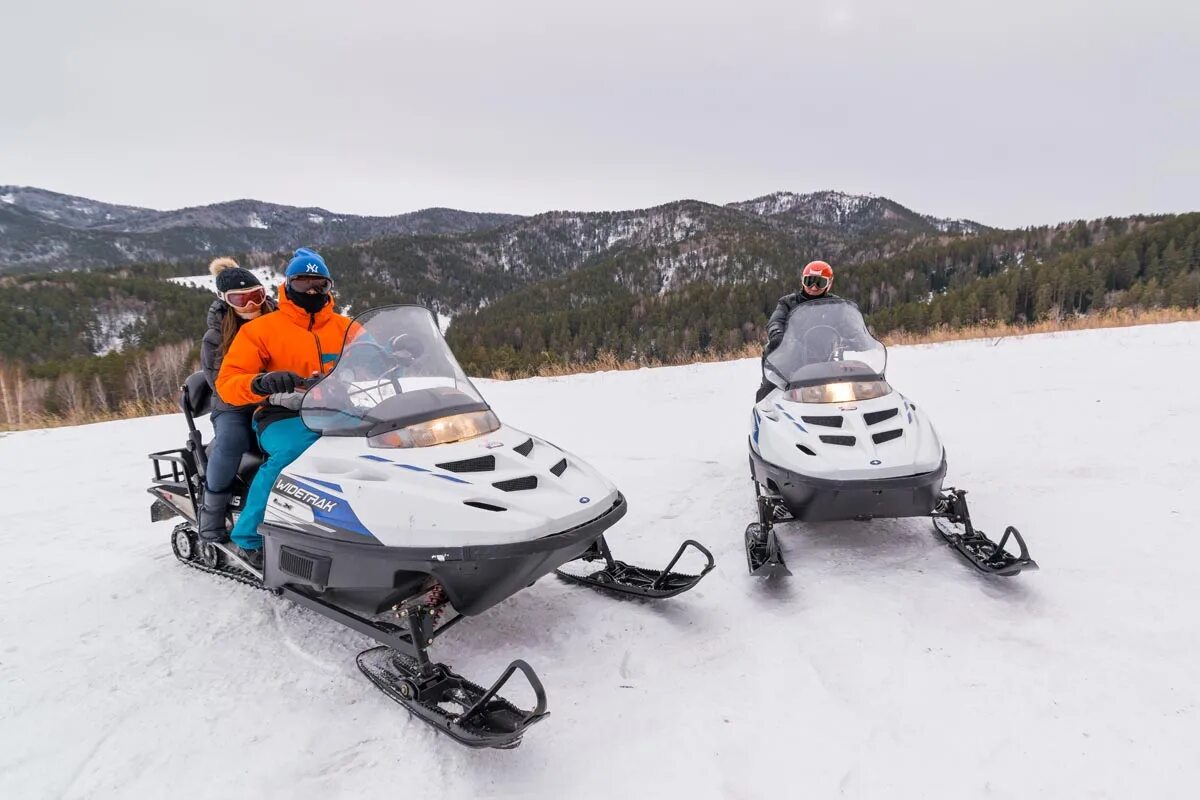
[[750, 446, 946, 522], [259, 493, 628, 615]]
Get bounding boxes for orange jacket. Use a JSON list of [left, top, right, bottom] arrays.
[[216, 285, 353, 408]]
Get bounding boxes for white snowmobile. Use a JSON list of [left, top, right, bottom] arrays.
[[149, 305, 713, 750], [745, 297, 1036, 578]]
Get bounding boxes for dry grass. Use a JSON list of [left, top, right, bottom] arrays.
[[0, 399, 179, 433], [881, 306, 1200, 346], [4, 307, 1198, 431]]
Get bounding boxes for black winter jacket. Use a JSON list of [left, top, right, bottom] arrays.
[[200, 299, 276, 413], [766, 291, 840, 346]]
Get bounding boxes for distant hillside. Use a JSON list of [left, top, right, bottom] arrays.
[[0, 186, 521, 271]]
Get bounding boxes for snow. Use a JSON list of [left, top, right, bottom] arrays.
[[167, 267, 279, 292], [2, 322, 1199, 799], [0, 192, 14, 204], [92, 310, 142, 355], [308, 214, 325, 224], [436, 312, 452, 333], [247, 213, 269, 229]]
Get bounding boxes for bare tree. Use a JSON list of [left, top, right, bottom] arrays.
[[56, 373, 87, 422]]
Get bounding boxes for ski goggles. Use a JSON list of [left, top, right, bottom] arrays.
[[223, 286, 266, 309], [288, 275, 333, 294], [802, 274, 831, 291]]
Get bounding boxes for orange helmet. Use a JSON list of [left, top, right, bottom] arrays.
[[801, 260, 834, 295]]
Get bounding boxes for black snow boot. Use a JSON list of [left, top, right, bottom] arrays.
[[198, 489, 232, 543]]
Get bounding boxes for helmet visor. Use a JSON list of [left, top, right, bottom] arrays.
[[802, 274, 831, 291], [223, 286, 266, 309]]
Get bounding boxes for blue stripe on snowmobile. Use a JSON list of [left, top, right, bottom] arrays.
[[432, 473, 470, 484], [775, 403, 806, 432], [359, 454, 392, 463], [293, 474, 344, 493], [395, 463, 430, 472]]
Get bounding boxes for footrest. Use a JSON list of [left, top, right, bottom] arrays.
[[556, 539, 715, 598], [356, 647, 548, 750]]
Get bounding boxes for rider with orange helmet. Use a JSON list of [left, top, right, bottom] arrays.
[[757, 260, 837, 401], [765, 260, 836, 353]]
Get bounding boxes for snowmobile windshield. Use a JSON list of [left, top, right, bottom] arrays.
[[764, 298, 887, 388], [300, 305, 494, 440]]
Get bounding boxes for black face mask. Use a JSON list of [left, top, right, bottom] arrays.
[[287, 284, 331, 313]]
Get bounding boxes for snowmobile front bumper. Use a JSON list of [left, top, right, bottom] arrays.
[[260, 493, 628, 616], [749, 448, 947, 522]]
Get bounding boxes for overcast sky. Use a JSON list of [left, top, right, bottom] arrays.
[[2, 0, 1196, 228]]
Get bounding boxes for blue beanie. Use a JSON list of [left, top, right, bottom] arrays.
[[285, 248, 331, 279]]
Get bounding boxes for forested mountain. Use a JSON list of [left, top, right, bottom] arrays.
[[2, 183, 1197, 425], [446, 214, 1200, 374], [0, 186, 520, 271]]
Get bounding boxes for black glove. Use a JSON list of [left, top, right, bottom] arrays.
[[252, 370, 305, 395], [765, 333, 783, 354]]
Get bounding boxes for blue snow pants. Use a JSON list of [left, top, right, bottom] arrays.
[[229, 416, 320, 550]]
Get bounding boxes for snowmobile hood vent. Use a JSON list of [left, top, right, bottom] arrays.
[[513, 438, 534, 457], [864, 408, 899, 426], [493, 476, 538, 492], [550, 458, 567, 477], [436, 455, 496, 473], [872, 429, 903, 444], [801, 415, 843, 428], [464, 500, 506, 512], [819, 434, 856, 446]]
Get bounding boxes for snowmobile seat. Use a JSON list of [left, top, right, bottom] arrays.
[[181, 371, 212, 419]]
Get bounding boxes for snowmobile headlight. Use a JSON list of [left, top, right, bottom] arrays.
[[787, 380, 891, 404], [368, 410, 501, 448]]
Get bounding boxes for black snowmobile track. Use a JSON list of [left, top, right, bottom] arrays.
[[356, 647, 548, 750], [555, 537, 715, 599], [170, 523, 267, 591]]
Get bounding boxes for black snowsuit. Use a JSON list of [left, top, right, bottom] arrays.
[[756, 290, 839, 402], [197, 297, 276, 541]]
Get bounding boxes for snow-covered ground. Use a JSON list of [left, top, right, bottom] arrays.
[[168, 267, 279, 292], [2, 323, 1198, 799]]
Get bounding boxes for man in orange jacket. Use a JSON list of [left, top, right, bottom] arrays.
[[216, 248, 352, 567]]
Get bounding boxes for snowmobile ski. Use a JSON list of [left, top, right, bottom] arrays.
[[745, 494, 792, 577], [932, 488, 1038, 576], [555, 536, 714, 599], [745, 523, 791, 577], [357, 647, 548, 750]]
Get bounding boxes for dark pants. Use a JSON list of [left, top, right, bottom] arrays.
[[206, 409, 255, 494]]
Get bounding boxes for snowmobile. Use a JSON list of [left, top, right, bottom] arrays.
[[745, 297, 1036, 578], [148, 305, 713, 750]]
